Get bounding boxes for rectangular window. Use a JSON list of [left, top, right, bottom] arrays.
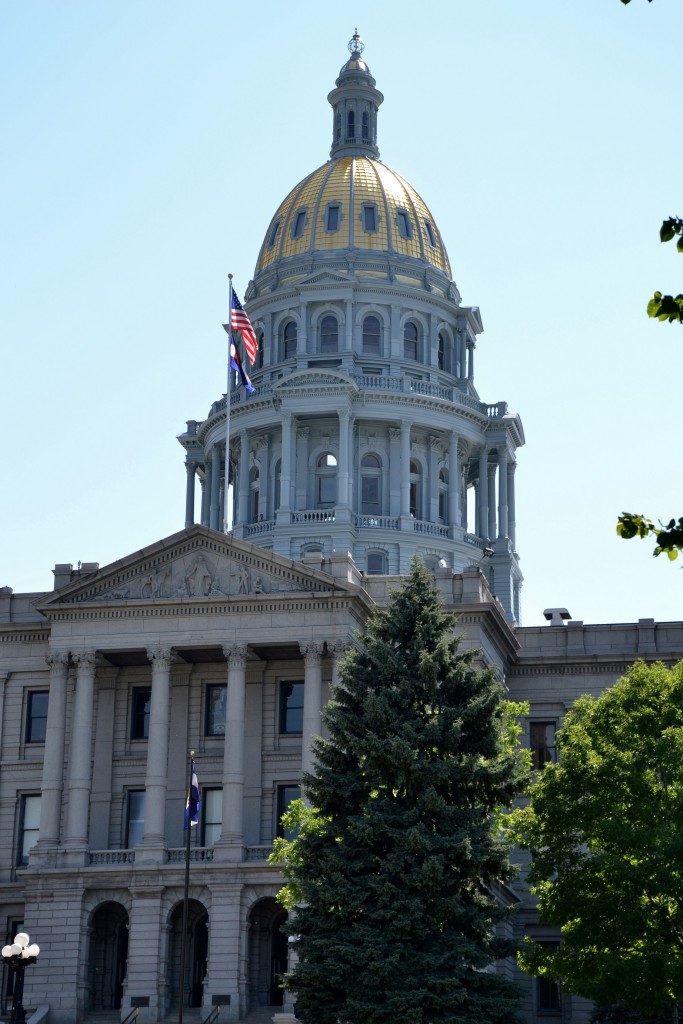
[[396, 209, 412, 239], [279, 681, 304, 734], [25, 691, 49, 743], [292, 209, 306, 239], [325, 204, 340, 232], [276, 785, 301, 839], [202, 788, 222, 846], [537, 942, 561, 1012], [268, 219, 280, 248], [362, 204, 377, 232], [530, 722, 557, 770], [361, 477, 380, 514], [205, 684, 227, 737], [18, 795, 41, 865], [131, 687, 151, 740], [126, 791, 145, 848], [424, 218, 437, 247]]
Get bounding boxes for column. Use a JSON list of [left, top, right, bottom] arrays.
[[300, 642, 324, 778], [400, 419, 411, 516], [508, 461, 517, 550], [63, 651, 97, 850], [478, 448, 489, 540], [345, 299, 353, 351], [210, 443, 221, 530], [467, 340, 475, 381], [295, 427, 309, 509], [258, 435, 270, 519], [141, 648, 173, 850], [337, 411, 350, 506], [185, 461, 196, 528], [218, 645, 248, 857], [388, 427, 401, 517], [201, 463, 210, 526], [448, 433, 460, 530], [238, 430, 250, 524], [487, 460, 497, 541], [36, 652, 70, 849], [428, 436, 440, 523], [328, 641, 349, 690], [498, 448, 509, 539], [279, 412, 293, 511]]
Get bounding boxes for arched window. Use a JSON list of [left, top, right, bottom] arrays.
[[316, 452, 337, 508], [438, 331, 447, 371], [273, 459, 281, 514], [255, 330, 264, 370], [320, 315, 338, 354], [362, 111, 369, 140], [347, 110, 355, 140], [438, 468, 448, 524], [336, 113, 341, 142], [283, 321, 297, 360], [404, 322, 419, 361], [366, 551, 387, 575], [362, 315, 381, 355], [361, 453, 382, 515], [409, 460, 422, 519], [250, 467, 260, 522]]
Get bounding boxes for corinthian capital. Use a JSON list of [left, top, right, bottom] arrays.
[[146, 647, 175, 671], [222, 644, 248, 669], [300, 641, 325, 666], [46, 651, 70, 673], [72, 650, 98, 673]]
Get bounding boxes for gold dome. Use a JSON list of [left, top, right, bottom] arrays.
[[254, 155, 451, 278]]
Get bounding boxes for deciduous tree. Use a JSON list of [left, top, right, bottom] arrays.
[[511, 660, 683, 1018]]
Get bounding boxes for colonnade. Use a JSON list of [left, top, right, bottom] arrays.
[[184, 417, 519, 538], [35, 642, 348, 862]]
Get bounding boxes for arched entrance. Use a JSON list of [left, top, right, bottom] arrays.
[[248, 898, 288, 1009], [168, 900, 208, 1009], [88, 902, 129, 1011]]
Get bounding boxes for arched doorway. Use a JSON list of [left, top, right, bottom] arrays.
[[88, 902, 129, 1011], [248, 898, 288, 1009], [168, 900, 209, 1010]]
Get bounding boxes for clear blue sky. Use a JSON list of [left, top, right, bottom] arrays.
[[2, 0, 682, 626]]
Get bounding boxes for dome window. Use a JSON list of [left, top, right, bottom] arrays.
[[283, 320, 297, 360], [336, 113, 341, 142], [317, 452, 337, 509], [362, 111, 369, 141], [361, 453, 382, 516], [320, 315, 339, 353], [362, 203, 378, 233], [404, 321, 419, 361], [396, 209, 413, 240], [268, 219, 281, 249], [325, 204, 341, 232], [424, 218, 437, 248], [291, 209, 307, 239], [347, 110, 355, 141], [362, 315, 381, 355], [366, 550, 387, 575]]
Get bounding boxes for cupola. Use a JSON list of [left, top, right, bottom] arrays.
[[328, 30, 384, 160]]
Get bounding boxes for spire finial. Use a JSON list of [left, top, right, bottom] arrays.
[[348, 28, 364, 57]]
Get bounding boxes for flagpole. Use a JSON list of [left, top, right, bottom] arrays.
[[178, 749, 195, 1024], [224, 274, 234, 534]]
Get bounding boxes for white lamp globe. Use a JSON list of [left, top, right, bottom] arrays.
[[9, 945, 21, 956], [26, 944, 40, 957], [14, 934, 29, 948], [1, 945, 12, 957]]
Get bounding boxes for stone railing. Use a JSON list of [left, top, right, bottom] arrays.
[[167, 847, 214, 863], [245, 845, 274, 861], [291, 509, 336, 524], [354, 514, 400, 530], [413, 520, 450, 538], [464, 532, 486, 549], [89, 850, 136, 866], [244, 519, 275, 538]]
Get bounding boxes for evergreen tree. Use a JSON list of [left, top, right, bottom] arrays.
[[273, 559, 529, 1024]]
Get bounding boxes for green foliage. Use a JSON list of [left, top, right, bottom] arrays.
[[510, 660, 683, 1016], [617, 513, 683, 561], [271, 559, 529, 1024]]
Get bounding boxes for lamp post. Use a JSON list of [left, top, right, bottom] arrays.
[[2, 932, 40, 1024]]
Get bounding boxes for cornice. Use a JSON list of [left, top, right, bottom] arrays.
[[0, 626, 50, 644], [509, 652, 682, 676]]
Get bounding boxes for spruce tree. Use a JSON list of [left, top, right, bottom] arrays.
[[274, 559, 528, 1024]]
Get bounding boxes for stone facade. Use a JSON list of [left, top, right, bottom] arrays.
[[2, 31, 681, 1024]]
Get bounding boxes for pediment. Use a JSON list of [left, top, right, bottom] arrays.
[[36, 526, 346, 609], [296, 269, 352, 289], [273, 369, 358, 392]]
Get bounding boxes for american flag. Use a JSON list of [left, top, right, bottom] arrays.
[[231, 290, 259, 366]]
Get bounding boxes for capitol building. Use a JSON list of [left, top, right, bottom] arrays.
[[1, 32, 681, 1024]]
